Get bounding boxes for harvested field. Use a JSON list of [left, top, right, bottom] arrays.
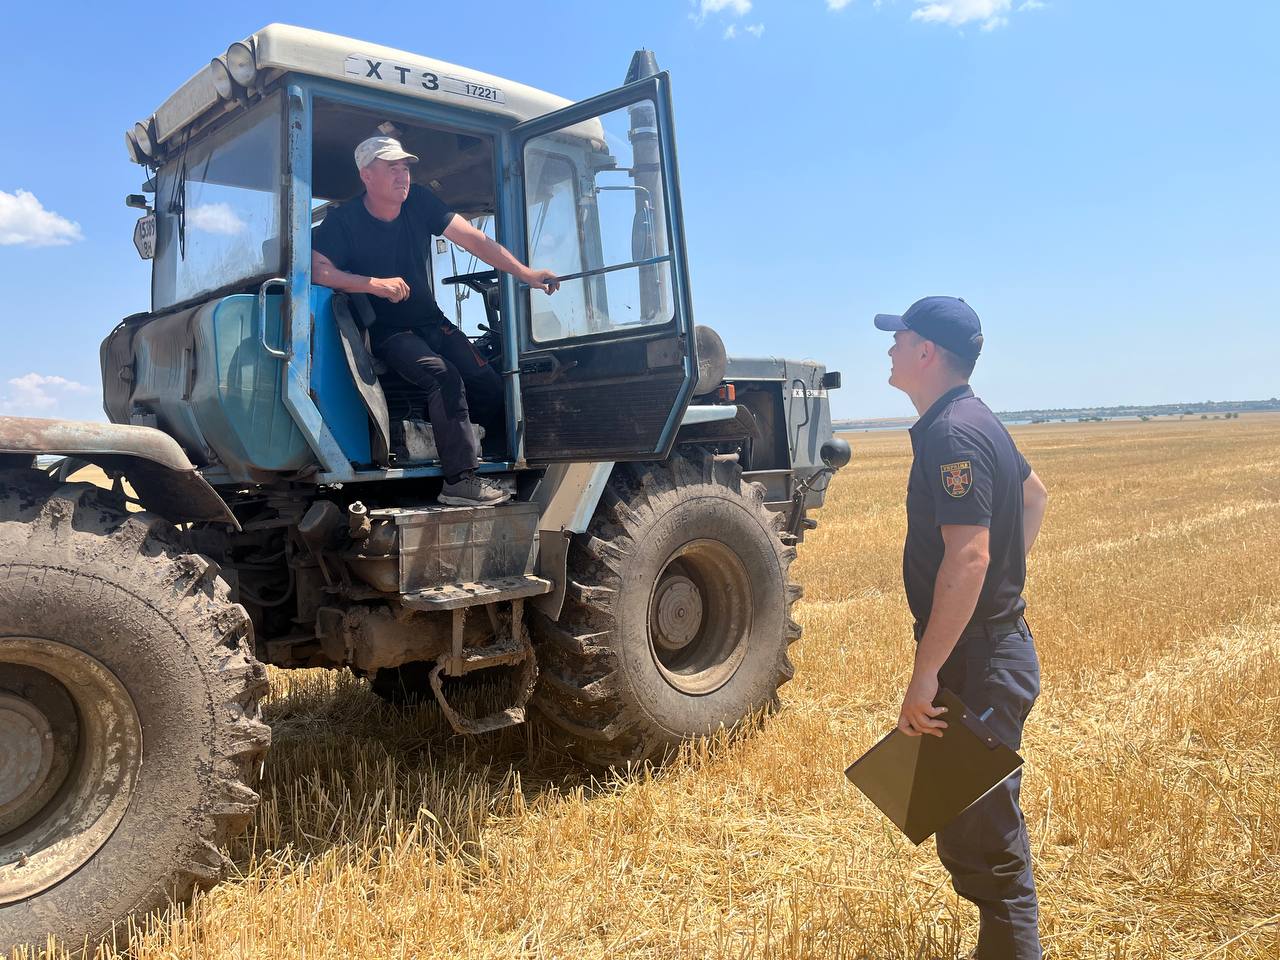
[[18, 414, 1280, 959]]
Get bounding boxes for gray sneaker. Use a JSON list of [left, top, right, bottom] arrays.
[[439, 473, 512, 507]]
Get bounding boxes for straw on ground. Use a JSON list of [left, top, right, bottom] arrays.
[[18, 414, 1280, 959]]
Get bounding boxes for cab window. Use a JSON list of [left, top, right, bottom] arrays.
[[522, 100, 674, 344], [152, 95, 283, 311]]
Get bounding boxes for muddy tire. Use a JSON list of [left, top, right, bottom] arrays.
[[0, 471, 271, 952], [530, 451, 801, 767]]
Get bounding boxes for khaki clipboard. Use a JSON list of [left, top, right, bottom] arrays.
[[844, 688, 1023, 844]]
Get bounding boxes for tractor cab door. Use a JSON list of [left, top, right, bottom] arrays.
[[507, 74, 696, 463]]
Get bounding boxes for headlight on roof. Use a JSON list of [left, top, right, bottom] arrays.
[[125, 129, 143, 164], [225, 41, 257, 87], [133, 121, 154, 157], [209, 57, 235, 99]]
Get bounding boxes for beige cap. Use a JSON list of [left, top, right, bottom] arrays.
[[354, 136, 419, 170]]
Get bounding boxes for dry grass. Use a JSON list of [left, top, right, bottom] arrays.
[[22, 414, 1280, 959]]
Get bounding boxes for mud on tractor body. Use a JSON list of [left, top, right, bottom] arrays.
[[0, 25, 849, 950]]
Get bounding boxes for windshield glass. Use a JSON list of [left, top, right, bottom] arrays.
[[153, 95, 283, 311]]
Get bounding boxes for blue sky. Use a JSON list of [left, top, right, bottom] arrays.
[[1, 0, 1276, 421]]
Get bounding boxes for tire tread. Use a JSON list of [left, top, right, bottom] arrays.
[[0, 470, 271, 950], [529, 450, 803, 767]]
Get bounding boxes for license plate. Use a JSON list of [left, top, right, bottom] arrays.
[[133, 213, 156, 260]]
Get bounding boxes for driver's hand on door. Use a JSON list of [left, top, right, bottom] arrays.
[[368, 276, 411, 302], [524, 268, 560, 295]]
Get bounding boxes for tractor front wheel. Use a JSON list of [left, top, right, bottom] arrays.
[[531, 452, 801, 767]]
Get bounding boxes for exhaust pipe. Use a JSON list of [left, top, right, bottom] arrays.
[[625, 50, 669, 323]]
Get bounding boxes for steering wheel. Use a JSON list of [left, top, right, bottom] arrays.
[[441, 270, 504, 362], [440, 269, 500, 294], [441, 268, 502, 322]]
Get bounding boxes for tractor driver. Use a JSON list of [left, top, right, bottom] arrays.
[[311, 135, 559, 507]]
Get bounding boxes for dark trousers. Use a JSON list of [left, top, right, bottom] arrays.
[[372, 325, 504, 479], [933, 617, 1042, 960]]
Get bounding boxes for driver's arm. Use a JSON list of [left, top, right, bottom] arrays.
[[442, 217, 560, 294], [311, 250, 409, 303]]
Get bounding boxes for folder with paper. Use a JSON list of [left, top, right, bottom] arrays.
[[844, 688, 1023, 844]]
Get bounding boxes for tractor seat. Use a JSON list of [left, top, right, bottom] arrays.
[[332, 293, 495, 466], [379, 366, 492, 464], [342, 295, 457, 423], [379, 368, 427, 422]]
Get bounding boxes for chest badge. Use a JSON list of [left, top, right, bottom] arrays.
[[940, 460, 973, 498]]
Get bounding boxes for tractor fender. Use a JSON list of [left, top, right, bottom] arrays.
[[528, 405, 743, 619], [529, 461, 614, 619], [0, 416, 239, 528]]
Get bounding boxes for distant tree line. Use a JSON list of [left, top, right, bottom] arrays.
[[834, 399, 1277, 431], [991, 398, 1280, 423]]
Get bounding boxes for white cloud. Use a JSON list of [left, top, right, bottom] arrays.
[[1019, 0, 1046, 9], [692, 0, 750, 23], [699, 0, 751, 15], [911, 0, 1013, 29], [724, 21, 764, 39], [0, 373, 91, 415], [0, 189, 83, 247], [699, 0, 761, 37], [187, 202, 246, 236], [827, 0, 856, 10]]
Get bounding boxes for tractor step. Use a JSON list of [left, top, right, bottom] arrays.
[[427, 699, 528, 736], [447, 636, 527, 674], [401, 575, 552, 611], [427, 595, 540, 736], [428, 642, 536, 735]]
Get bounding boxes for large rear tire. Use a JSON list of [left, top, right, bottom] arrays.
[[0, 471, 271, 952], [531, 452, 801, 767]]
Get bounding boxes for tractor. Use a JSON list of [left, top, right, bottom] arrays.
[[0, 24, 849, 950]]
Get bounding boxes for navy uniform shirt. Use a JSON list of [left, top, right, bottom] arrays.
[[312, 184, 456, 341], [905, 385, 1032, 631]]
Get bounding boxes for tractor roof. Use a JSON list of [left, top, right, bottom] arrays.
[[131, 24, 574, 163]]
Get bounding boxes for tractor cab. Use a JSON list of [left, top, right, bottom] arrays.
[[106, 25, 698, 485]]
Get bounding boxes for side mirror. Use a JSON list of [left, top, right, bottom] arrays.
[[820, 437, 851, 470]]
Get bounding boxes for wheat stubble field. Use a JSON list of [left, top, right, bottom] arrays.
[[27, 414, 1280, 959]]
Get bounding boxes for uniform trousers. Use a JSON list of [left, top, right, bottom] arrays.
[[372, 325, 504, 479], [929, 617, 1042, 960]]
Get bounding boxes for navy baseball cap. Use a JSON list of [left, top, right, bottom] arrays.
[[874, 296, 984, 360]]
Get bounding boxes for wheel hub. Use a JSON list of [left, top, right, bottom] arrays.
[[652, 575, 704, 652], [1, 638, 143, 905], [647, 541, 754, 696], [0, 694, 55, 820]]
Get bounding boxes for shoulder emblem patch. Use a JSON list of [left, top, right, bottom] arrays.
[[940, 460, 973, 498]]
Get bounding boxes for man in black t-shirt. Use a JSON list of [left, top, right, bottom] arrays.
[[875, 297, 1050, 960], [312, 136, 559, 506]]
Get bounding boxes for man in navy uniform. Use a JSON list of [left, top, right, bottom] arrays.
[[875, 296, 1050, 960]]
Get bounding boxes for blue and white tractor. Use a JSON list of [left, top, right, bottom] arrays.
[[0, 25, 849, 949]]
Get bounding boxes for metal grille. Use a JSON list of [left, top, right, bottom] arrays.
[[522, 372, 684, 461]]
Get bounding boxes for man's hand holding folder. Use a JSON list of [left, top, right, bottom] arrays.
[[845, 688, 1023, 846], [897, 669, 947, 737]]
